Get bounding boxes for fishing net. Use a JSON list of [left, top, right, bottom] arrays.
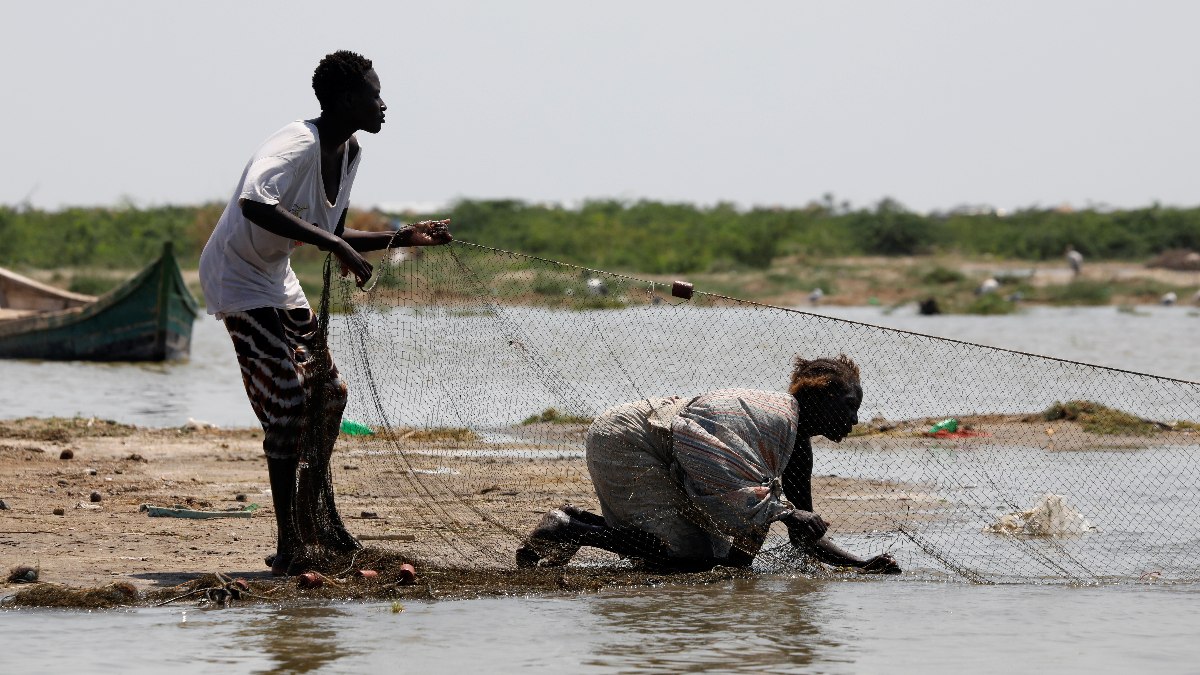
[[303, 241, 1200, 585]]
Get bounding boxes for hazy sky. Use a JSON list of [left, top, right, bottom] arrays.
[[5, 1, 1199, 213]]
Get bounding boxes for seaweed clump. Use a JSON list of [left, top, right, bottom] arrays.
[[4, 548, 756, 608], [6, 565, 38, 583], [4, 582, 139, 609], [1041, 400, 1162, 435]]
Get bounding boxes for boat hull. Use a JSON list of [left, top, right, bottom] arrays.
[[0, 243, 200, 362]]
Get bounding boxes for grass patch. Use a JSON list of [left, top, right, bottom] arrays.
[[0, 416, 136, 442], [532, 271, 572, 296], [569, 296, 628, 310], [1034, 281, 1112, 305], [1041, 400, 1161, 435], [67, 274, 122, 296], [522, 407, 593, 425], [920, 266, 966, 285], [1115, 279, 1191, 302], [963, 294, 1019, 315], [397, 427, 481, 443], [763, 271, 838, 296], [848, 418, 900, 437]]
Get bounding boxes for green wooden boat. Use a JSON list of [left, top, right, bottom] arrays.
[[0, 242, 200, 361]]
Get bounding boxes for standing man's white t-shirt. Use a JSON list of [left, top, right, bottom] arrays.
[[199, 120, 361, 317]]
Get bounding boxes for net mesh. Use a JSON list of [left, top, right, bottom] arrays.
[[311, 241, 1200, 585]]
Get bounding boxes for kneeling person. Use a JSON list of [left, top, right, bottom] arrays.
[[517, 354, 900, 573]]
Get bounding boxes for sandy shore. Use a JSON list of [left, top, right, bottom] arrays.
[[1, 414, 1195, 606]]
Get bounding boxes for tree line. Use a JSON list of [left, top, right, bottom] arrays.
[[1, 199, 1196, 273]]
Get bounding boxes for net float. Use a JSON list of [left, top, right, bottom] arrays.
[[397, 564, 417, 585], [297, 572, 324, 589]]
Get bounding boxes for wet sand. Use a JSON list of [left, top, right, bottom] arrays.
[[1, 415, 1195, 606]]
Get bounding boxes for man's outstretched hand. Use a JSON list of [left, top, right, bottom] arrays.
[[407, 219, 452, 246]]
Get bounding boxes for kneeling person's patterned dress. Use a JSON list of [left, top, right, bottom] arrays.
[[585, 388, 799, 562]]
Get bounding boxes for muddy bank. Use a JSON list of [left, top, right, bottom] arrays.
[[1, 414, 1195, 607]]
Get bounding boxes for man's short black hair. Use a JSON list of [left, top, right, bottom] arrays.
[[312, 50, 374, 110]]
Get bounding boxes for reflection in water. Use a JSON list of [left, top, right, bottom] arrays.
[[236, 605, 351, 674], [584, 577, 841, 673], [5, 582, 1200, 673]]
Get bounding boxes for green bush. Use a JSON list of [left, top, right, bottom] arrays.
[[6, 199, 1200, 276], [1042, 400, 1160, 435]]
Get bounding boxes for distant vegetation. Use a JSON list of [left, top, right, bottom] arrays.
[[521, 407, 593, 426], [1041, 400, 1165, 435], [2, 198, 1198, 274]]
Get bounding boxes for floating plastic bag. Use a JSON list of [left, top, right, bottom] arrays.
[[985, 494, 1092, 536]]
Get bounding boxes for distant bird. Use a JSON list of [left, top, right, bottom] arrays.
[[808, 288, 824, 306], [977, 277, 1000, 295], [585, 277, 608, 296], [1161, 291, 1177, 306], [1065, 246, 1084, 277]]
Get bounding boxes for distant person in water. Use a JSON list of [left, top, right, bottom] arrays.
[[1065, 246, 1084, 277], [198, 50, 452, 575], [517, 354, 901, 574]]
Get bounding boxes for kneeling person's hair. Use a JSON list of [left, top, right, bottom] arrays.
[[788, 354, 859, 395]]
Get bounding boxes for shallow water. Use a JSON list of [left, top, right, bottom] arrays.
[[4, 578, 1199, 674], [816, 445, 1200, 583], [0, 304, 1192, 429], [3, 304, 1200, 670]]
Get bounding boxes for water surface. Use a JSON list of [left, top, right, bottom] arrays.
[[3, 304, 1199, 671], [0, 305, 1192, 428], [4, 578, 1199, 674]]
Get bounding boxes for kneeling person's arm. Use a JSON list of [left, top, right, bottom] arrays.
[[781, 444, 900, 573]]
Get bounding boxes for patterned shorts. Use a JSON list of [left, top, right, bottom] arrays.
[[222, 307, 348, 460]]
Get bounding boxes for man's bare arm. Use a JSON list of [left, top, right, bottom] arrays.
[[240, 199, 372, 287], [341, 219, 452, 252]]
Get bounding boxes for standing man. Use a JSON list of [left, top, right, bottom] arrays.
[[199, 50, 452, 575]]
